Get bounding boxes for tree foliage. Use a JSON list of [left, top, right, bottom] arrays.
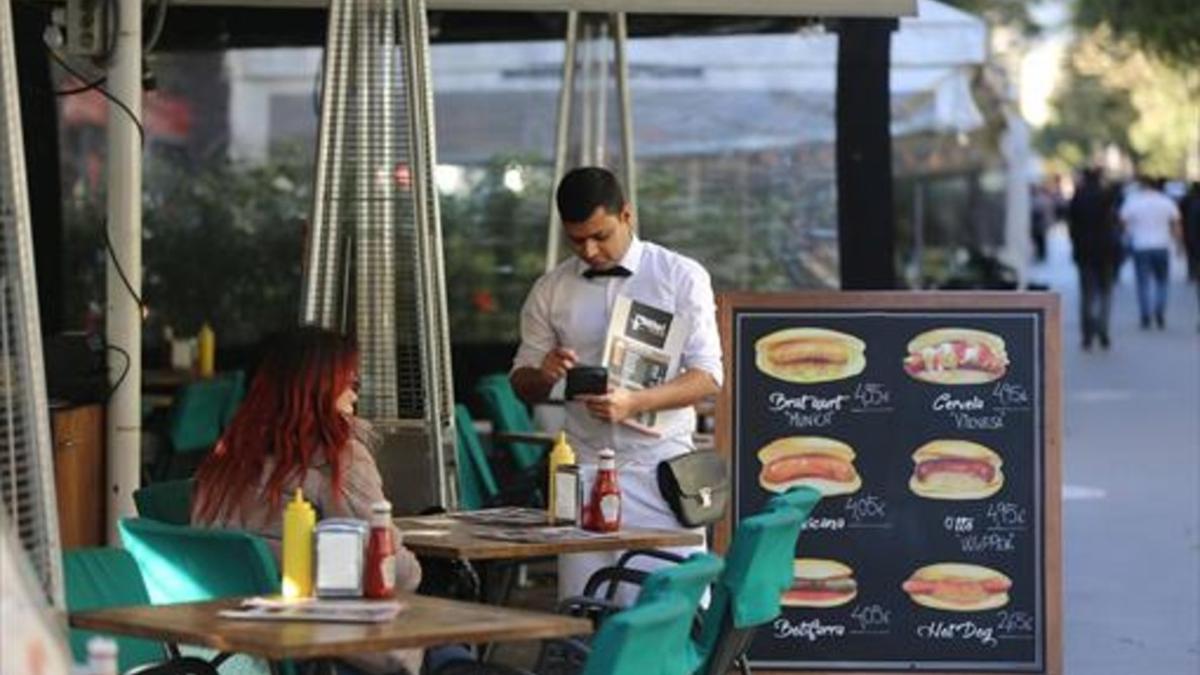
[[1074, 0, 1200, 68], [1038, 27, 1199, 176], [942, 0, 1042, 37]]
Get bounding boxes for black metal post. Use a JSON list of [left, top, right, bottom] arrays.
[[835, 18, 898, 290]]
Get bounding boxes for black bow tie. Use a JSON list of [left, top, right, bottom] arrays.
[[582, 265, 632, 280]]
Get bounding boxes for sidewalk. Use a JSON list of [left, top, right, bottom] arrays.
[[1031, 225, 1200, 674]]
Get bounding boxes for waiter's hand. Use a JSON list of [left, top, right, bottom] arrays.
[[540, 347, 578, 385], [578, 386, 640, 424]]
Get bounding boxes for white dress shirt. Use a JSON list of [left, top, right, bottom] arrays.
[[1120, 188, 1180, 251], [512, 237, 723, 464]]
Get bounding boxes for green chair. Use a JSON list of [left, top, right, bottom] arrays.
[[474, 373, 552, 474], [119, 518, 279, 604], [694, 488, 818, 675], [219, 370, 246, 429], [455, 404, 502, 510], [584, 487, 821, 675], [64, 548, 217, 675], [119, 518, 286, 675], [151, 378, 232, 480], [64, 548, 164, 673], [133, 478, 195, 525], [454, 403, 544, 510], [539, 554, 725, 675], [583, 597, 698, 675]]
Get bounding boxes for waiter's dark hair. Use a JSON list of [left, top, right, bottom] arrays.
[[556, 167, 626, 223]]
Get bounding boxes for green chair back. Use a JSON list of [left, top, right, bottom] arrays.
[[64, 548, 164, 673], [474, 373, 544, 472], [638, 553, 725, 674], [118, 518, 279, 604], [119, 518, 285, 675], [582, 596, 697, 675], [454, 404, 501, 510], [166, 378, 232, 455], [219, 370, 246, 429], [133, 478, 194, 525], [696, 487, 819, 675]]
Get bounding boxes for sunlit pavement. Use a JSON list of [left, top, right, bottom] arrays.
[[1030, 225, 1199, 674]]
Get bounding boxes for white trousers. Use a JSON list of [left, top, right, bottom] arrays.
[[558, 461, 707, 606]]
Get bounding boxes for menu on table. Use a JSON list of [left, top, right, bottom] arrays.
[[716, 292, 1061, 675]]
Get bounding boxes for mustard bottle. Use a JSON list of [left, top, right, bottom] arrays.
[[546, 432, 576, 520], [281, 488, 315, 599], [196, 322, 216, 378]]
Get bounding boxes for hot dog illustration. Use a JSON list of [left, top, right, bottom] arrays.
[[755, 328, 866, 384], [757, 436, 862, 496], [908, 439, 1004, 500], [903, 328, 1009, 384], [783, 558, 858, 608], [902, 563, 1012, 612]]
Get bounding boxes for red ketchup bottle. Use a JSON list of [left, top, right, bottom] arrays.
[[587, 448, 622, 532], [364, 500, 396, 599]]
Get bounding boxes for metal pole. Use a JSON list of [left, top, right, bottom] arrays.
[[612, 12, 637, 214], [105, 0, 143, 544], [408, 0, 452, 506], [303, 0, 347, 324], [594, 18, 609, 167], [545, 11, 579, 273], [579, 19, 595, 166]]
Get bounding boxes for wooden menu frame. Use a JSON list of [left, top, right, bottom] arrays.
[[713, 291, 1061, 675]]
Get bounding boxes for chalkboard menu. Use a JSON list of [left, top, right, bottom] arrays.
[[715, 293, 1061, 675]]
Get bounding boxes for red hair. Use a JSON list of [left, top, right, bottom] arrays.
[[193, 326, 359, 523]]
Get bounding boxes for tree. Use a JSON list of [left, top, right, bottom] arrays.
[[1039, 27, 1198, 177], [1075, 0, 1200, 69]]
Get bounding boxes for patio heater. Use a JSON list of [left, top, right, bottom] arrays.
[[301, 0, 455, 511], [0, 0, 64, 607], [544, 11, 639, 272]]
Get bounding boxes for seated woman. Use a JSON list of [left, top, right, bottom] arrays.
[[192, 326, 429, 675]]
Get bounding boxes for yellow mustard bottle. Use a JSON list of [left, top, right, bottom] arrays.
[[196, 322, 216, 378], [546, 432, 575, 519], [281, 488, 315, 599]]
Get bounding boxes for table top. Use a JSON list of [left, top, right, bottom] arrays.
[[395, 513, 704, 560], [69, 594, 591, 661]]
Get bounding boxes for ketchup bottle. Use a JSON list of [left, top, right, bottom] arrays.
[[364, 500, 396, 598], [587, 448, 621, 532]]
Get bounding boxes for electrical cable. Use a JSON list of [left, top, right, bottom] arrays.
[[105, 343, 131, 401], [143, 0, 170, 55], [102, 221, 146, 315], [46, 48, 145, 147]]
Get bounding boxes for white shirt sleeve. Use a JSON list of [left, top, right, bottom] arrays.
[[511, 275, 557, 372], [676, 262, 724, 388]]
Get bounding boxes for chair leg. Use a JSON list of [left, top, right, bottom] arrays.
[[738, 655, 752, 675]]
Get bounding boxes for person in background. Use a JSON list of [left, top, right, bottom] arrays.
[[1068, 168, 1120, 350], [1181, 181, 1200, 330], [1118, 175, 1183, 329], [510, 167, 722, 602], [193, 327, 454, 675]]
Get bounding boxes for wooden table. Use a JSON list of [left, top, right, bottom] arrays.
[[70, 594, 591, 662], [395, 514, 704, 561]]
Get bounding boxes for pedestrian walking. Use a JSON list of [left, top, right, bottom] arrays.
[[1068, 168, 1120, 349], [1182, 181, 1200, 330], [1118, 176, 1183, 329]]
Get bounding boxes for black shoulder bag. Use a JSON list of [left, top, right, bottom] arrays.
[[656, 451, 730, 528]]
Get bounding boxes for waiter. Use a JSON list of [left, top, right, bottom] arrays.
[[510, 166, 723, 599]]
